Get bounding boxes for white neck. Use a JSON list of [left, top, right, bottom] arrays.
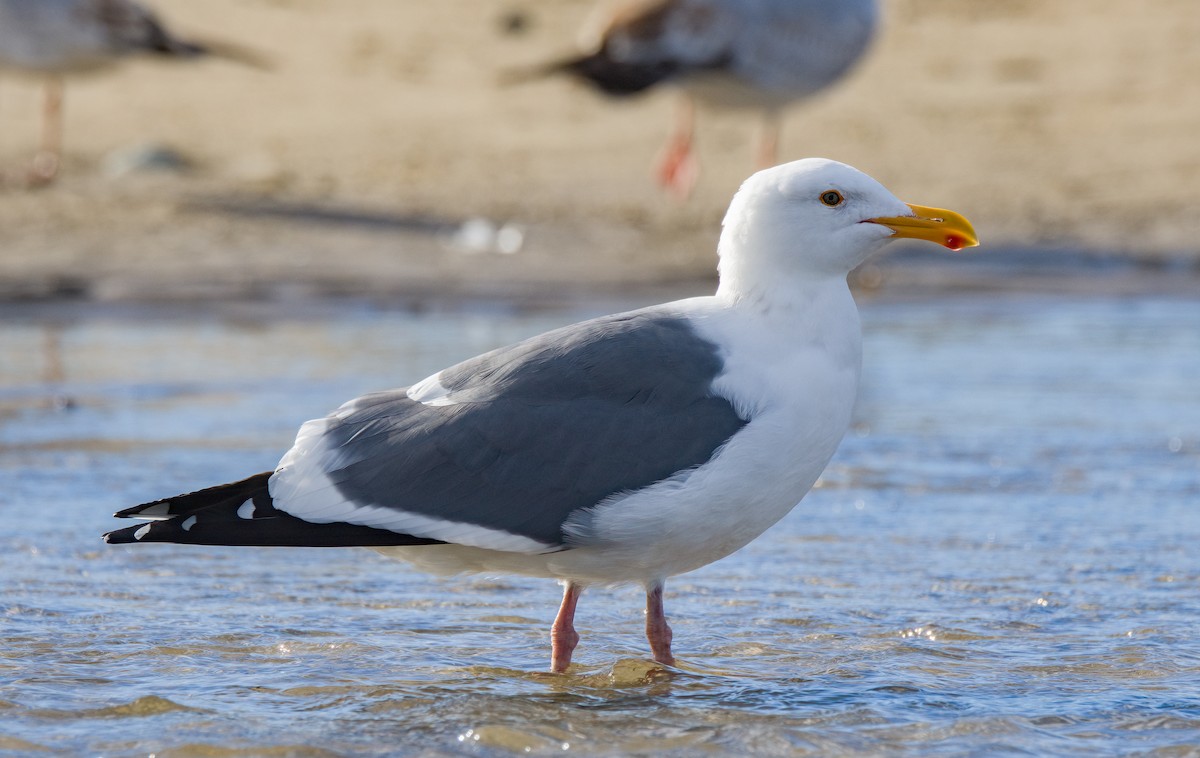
[[713, 186, 869, 311], [715, 235, 853, 314]]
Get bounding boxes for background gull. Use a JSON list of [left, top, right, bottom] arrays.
[[0, 0, 263, 185], [543, 0, 879, 197], [105, 158, 977, 673]]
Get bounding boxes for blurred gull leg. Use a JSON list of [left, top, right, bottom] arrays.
[[756, 109, 782, 170], [29, 76, 63, 185], [653, 95, 699, 200]]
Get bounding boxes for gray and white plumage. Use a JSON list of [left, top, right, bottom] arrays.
[[105, 158, 979, 671], [0, 0, 209, 74], [567, 0, 879, 105], [547, 0, 879, 195], [273, 312, 747, 553]]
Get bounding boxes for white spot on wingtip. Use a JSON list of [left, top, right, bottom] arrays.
[[237, 499, 255, 519], [135, 502, 173, 521], [181, 515, 197, 531], [134, 524, 152, 541]]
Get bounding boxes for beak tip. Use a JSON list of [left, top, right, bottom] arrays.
[[944, 234, 979, 252], [884, 203, 980, 252]]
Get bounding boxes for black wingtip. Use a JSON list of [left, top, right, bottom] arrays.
[[104, 520, 190, 545], [106, 476, 447, 548], [103, 524, 147, 544], [113, 503, 157, 519], [115, 472, 274, 520], [501, 52, 676, 96]]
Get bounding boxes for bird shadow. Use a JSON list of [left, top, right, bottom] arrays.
[[184, 195, 459, 237]]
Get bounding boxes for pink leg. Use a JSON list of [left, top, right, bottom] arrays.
[[645, 582, 675, 666], [550, 581, 583, 673], [653, 95, 699, 200], [29, 76, 63, 185], [755, 110, 781, 170]]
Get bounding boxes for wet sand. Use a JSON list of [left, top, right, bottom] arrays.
[[1, 0, 1198, 300]]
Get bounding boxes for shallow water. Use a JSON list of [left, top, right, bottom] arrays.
[[2, 290, 1199, 756]]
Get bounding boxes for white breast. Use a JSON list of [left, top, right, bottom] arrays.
[[550, 286, 861, 584]]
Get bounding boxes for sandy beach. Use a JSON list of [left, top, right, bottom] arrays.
[[1, 0, 1198, 300]]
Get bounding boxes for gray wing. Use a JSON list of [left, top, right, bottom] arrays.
[[571, 0, 877, 98], [0, 0, 262, 72], [570, 0, 739, 93], [727, 0, 879, 96], [270, 309, 748, 552], [88, 0, 207, 58]]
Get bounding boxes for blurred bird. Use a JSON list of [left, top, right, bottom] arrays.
[[0, 0, 265, 185], [538, 0, 879, 197]]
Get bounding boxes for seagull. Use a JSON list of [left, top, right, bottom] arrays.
[[0, 0, 263, 185], [105, 158, 978, 673], [541, 0, 879, 197]]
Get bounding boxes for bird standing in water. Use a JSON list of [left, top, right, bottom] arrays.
[[106, 159, 977, 673]]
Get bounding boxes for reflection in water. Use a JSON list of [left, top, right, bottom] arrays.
[[39, 322, 78, 412], [41, 324, 64, 384], [1, 293, 1198, 755]]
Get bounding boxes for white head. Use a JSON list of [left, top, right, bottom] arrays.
[[716, 158, 977, 303]]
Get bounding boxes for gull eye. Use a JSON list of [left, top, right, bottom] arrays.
[[820, 190, 844, 207]]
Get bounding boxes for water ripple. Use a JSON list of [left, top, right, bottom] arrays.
[[1, 295, 1199, 754]]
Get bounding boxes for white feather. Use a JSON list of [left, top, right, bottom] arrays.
[[236, 499, 255, 519], [406, 373, 457, 407]]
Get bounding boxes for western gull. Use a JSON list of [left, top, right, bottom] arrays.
[[0, 0, 263, 185], [542, 0, 879, 197], [105, 158, 978, 673]]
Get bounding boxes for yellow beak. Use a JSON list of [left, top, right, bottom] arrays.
[[868, 204, 979, 251]]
